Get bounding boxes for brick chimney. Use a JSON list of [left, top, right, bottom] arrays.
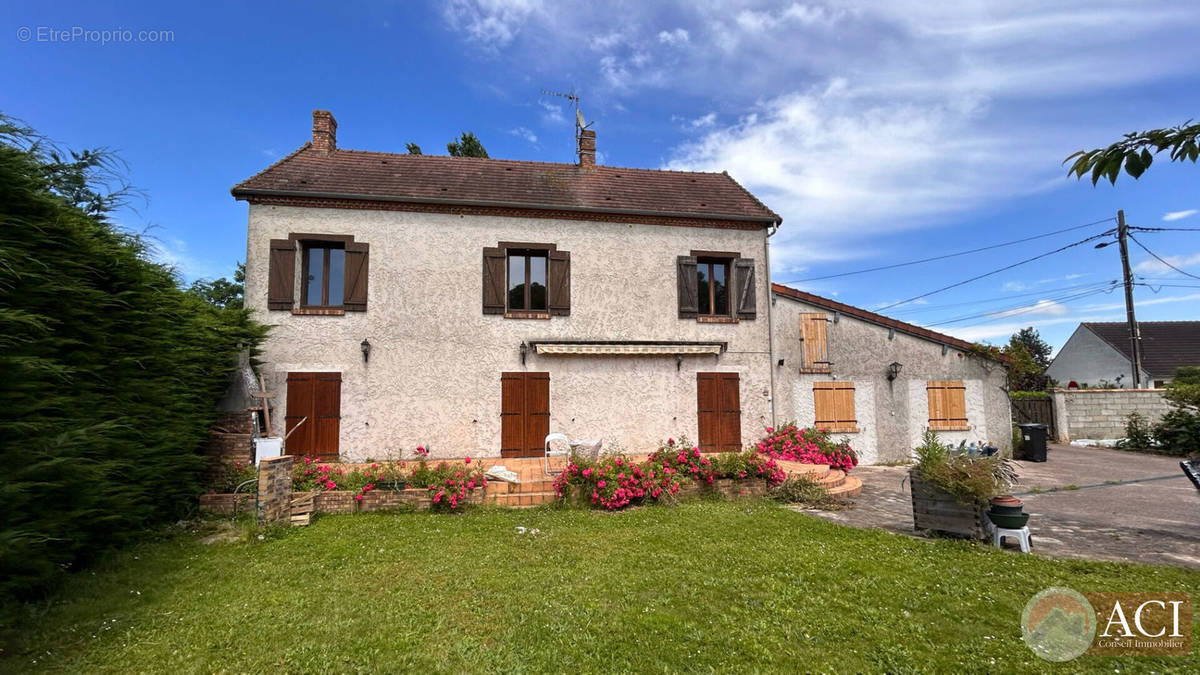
[[312, 110, 338, 155], [578, 129, 596, 169]]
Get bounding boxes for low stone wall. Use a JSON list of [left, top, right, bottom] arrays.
[[198, 487, 485, 515], [1050, 389, 1171, 443]]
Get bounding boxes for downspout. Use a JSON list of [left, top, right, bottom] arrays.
[[765, 220, 781, 428]]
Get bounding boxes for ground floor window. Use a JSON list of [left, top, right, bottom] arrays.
[[926, 380, 968, 431], [285, 371, 341, 458], [813, 381, 858, 432], [500, 371, 550, 457], [697, 372, 741, 452]]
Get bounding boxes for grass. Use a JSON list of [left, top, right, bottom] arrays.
[[3, 501, 1197, 673]]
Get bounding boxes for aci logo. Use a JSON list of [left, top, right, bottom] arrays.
[[1022, 587, 1096, 662], [1022, 587, 1193, 661]]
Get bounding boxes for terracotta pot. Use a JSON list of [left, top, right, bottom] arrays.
[[990, 495, 1023, 507]]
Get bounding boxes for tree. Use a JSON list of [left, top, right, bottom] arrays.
[[1012, 327, 1052, 371], [447, 131, 488, 158], [1066, 120, 1200, 184], [1002, 339, 1045, 392], [405, 142, 422, 155], [187, 262, 245, 309]]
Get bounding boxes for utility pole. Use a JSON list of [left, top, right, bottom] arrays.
[[1116, 210, 1144, 388]]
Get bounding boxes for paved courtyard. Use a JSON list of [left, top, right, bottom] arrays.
[[802, 444, 1200, 569]]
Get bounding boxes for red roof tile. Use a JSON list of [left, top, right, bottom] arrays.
[[771, 283, 1000, 359], [232, 144, 780, 225]]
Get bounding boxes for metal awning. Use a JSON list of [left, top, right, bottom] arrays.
[[532, 341, 724, 356]]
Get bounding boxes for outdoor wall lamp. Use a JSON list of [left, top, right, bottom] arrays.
[[676, 354, 683, 371], [887, 361, 903, 381], [360, 338, 372, 363], [520, 341, 528, 366], [777, 358, 785, 367]]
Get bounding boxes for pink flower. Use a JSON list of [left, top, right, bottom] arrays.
[[597, 480, 607, 488], [668, 438, 675, 445], [464, 457, 472, 464], [355, 494, 364, 502]]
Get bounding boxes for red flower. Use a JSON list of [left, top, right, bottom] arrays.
[[464, 457, 472, 464]]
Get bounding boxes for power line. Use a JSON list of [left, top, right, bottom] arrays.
[[873, 230, 1116, 312], [1130, 226, 1200, 232], [777, 217, 1116, 284], [1127, 233, 1200, 280], [887, 280, 1120, 316], [924, 284, 1120, 327]]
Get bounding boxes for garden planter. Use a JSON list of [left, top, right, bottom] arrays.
[[712, 478, 769, 499], [986, 511, 1030, 529], [909, 472, 988, 539]]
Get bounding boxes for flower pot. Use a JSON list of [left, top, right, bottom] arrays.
[[988, 504, 1025, 516], [986, 511, 1030, 529], [990, 495, 1022, 507]]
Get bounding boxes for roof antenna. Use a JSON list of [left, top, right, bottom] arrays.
[[541, 88, 592, 156]]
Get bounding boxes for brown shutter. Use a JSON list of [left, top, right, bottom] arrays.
[[284, 372, 315, 456], [733, 258, 756, 319], [343, 241, 369, 311], [483, 247, 506, 314], [800, 313, 830, 372], [696, 372, 718, 452], [500, 373, 525, 457], [313, 373, 341, 457], [268, 239, 296, 310], [547, 250, 571, 316], [927, 381, 967, 430], [814, 381, 856, 432], [524, 372, 551, 456], [717, 373, 742, 451], [677, 255, 698, 318]]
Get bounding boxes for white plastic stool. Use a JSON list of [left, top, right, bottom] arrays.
[[993, 526, 1032, 553]]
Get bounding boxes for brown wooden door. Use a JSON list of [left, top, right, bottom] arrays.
[[697, 372, 741, 452], [500, 372, 550, 457], [285, 371, 341, 458]]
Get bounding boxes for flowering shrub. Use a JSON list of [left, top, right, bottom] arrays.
[[408, 458, 487, 511], [756, 423, 858, 472], [553, 437, 787, 510]]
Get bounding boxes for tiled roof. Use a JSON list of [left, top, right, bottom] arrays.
[[1083, 321, 1200, 377], [771, 283, 998, 359], [231, 144, 780, 225]]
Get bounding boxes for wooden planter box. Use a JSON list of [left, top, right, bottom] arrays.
[[909, 472, 987, 539]]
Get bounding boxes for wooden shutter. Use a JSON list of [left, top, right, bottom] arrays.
[[677, 255, 698, 318], [733, 258, 757, 319], [696, 373, 718, 452], [698, 373, 741, 452], [268, 239, 296, 310], [284, 372, 315, 456], [524, 373, 551, 456], [500, 372, 551, 458], [312, 373, 341, 456], [482, 247, 506, 314], [800, 313, 830, 372], [813, 381, 856, 432], [927, 380, 968, 430], [547, 250, 571, 316], [717, 373, 742, 451], [343, 241, 369, 311]]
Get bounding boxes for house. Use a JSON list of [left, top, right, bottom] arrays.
[[232, 111, 780, 461], [770, 284, 1012, 464], [1046, 321, 1200, 389]]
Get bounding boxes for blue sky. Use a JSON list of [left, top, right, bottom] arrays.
[[3, 1, 1198, 351]]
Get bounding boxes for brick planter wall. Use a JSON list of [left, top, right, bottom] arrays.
[[198, 493, 256, 514], [203, 411, 254, 483]]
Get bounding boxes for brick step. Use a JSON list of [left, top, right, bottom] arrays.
[[773, 460, 831, 480], [815, 469, 846, 489], [488, 491, 558, 507], [827, 475, 862, 498]]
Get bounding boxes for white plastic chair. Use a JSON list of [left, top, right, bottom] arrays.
[[544, 432, 571, 476]]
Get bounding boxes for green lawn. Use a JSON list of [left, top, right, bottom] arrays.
[[4, 501, 1197, 673]]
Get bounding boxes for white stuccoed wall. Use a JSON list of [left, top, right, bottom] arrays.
[[792, 376, 880, 463], [245, 204, 773, 460], [904, 378, 989, 450]]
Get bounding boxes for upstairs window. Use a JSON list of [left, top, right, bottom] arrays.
[[302, 243, 346, 308], [697, 258, 730, 316], [799, 312, 831, 373], [507, 249, 548, 312]]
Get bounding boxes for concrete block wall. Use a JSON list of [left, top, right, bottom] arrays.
[[1050, 389, 1171, 442]]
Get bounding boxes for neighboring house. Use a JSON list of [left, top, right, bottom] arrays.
[[233, 111, 780, 461], [771, 284, 1012, 464], [1046, 321, 1200, 389]]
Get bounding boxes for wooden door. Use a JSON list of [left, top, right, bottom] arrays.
[[698, 372, 741, 452], [500, 372, 550, 457], [285, 371, 341, 458]]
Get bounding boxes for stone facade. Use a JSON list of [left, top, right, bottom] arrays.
[[1050, 388, 1171, 442], [245, 203, 773, 461], [772, 292, 1012, 464]]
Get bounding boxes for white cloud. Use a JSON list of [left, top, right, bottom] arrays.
[[443, 0, 541, 49], [658, 28, 689, 46], [942, 314, 1122, 343], [989, 299, 1070, 319], [1133, 251, 1200, 275], [145, 236, 225, 281], [508, 126, 538, 144], [538, 100, 565, 124], [1083, 292, 1200, 312], [690, 112, 716, 128], [1163, 209, 1197, 222]]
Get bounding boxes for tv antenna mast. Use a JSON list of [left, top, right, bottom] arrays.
[[542, 88, 592, 154]]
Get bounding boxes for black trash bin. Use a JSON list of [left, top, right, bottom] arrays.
[[1017, 423, 1048, 462]]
